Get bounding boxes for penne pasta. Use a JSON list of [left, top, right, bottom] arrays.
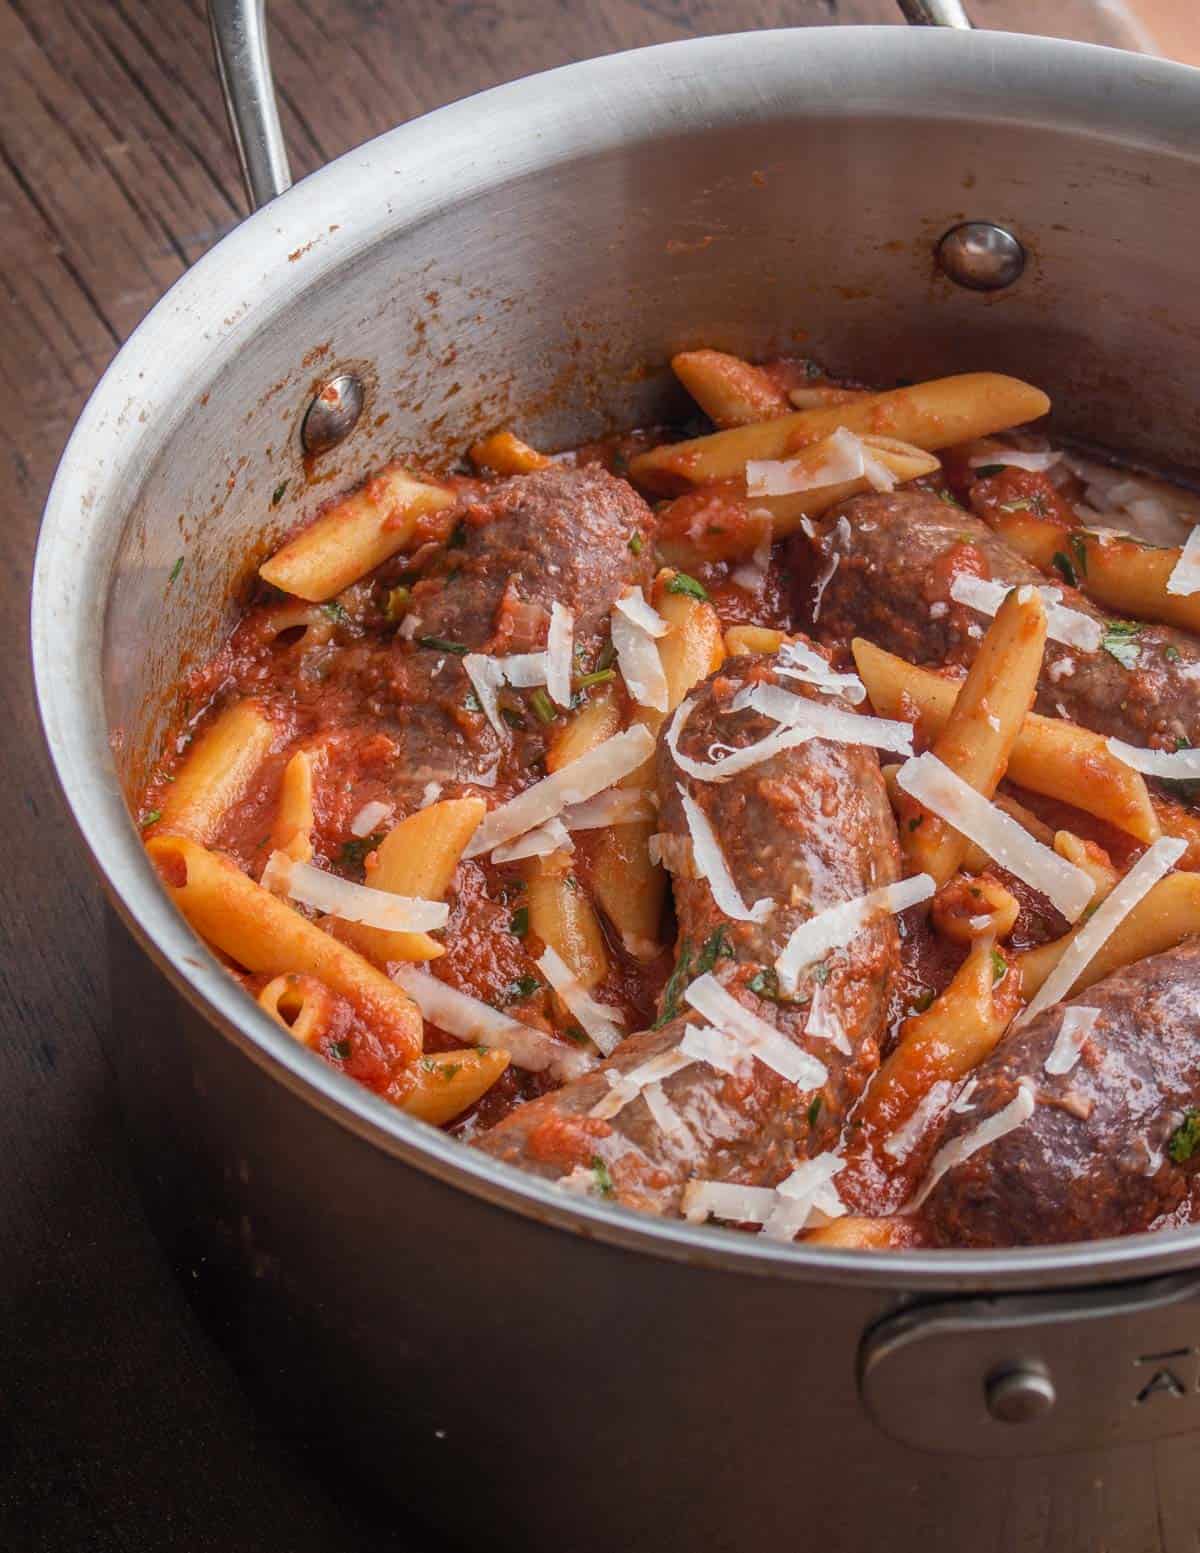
[[150, 698, 276, 845], [1152, 794, 1200, 872], [930, 872, 1020, 944], [527, 867, 609, 991], [258, 971, 339, 1047], [468, 430, 551, 475], [147, 834, 424, 1065], [895, 587, 1046, 885], [985, 507, 1200, 637], [724, 625, 790, 658], [804, 1216, 909, 1249], [546, 685, 620, 773], [340, 798, 485, 965], [630, 373, 1051, 493], [269, 748, 317, 863], [260, 466, 455, 603], [853, 638, 1160, 843], [403, 1047, 510, 1126], [671, 349, 793, 428]]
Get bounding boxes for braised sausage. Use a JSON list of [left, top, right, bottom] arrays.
[[475, 651, 902, 1216], [797, 489, 1200, 752], [923, 941, 1200, 1247]]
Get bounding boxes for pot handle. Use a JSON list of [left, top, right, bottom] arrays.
[[207, 0, 291, 210]]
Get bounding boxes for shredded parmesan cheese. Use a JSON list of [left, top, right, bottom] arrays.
[[804, 981, 851, 1055], [1044, 1006, 1100, 1076], [392, 965, 594, 1080], [545, 602, 574, 708], [909, 1081, 1036, 1210], [677, 785, 773, 923], [969, 450, 1062, 473], [611, 588, 668, 713], [678, 1022, 746, 1075], [642, 1082, 687, 1137], [262, 852, 448, 932], [775, 639, 867, 704], [732, 519, 774, 592], [1019, 837, 1186, 1025], [883, 1081, 952, 1162], [775, 875, 935, 994], [895, 753, 1093, 922], [350, 799, 393, 837], [463, 654, 507, 738], [950, 1077, 979, 1114], [490, 816, 574, 863], [733, 682, 914, 756], [666, 694, 813, 784], [562, 789, 655, 829], [589, 1046, 695, 1120], [1107, 737, 1200, 781], [537, 946, 626, 1056], [949, 573, 1102, 653], [682, 1180, 778, 1225], [684, 974, 827, 1088], [614, 586, 670, 638], [761, 1153, 847, 1239], [464, 725, 655, 858]]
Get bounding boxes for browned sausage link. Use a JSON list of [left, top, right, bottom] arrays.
[[795, 489, 1200, 753], [475, 653, 902, 1216], [923, 941, 1200, 1247], [385, 467, 656, 800]]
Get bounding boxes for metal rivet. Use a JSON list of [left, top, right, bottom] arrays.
[[302, 372, 364, 456], [985, 1363, 1056, 1424], [936, 221, 1026, 292]]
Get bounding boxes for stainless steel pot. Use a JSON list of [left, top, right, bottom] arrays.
[[31, 4, 1200, 1547]]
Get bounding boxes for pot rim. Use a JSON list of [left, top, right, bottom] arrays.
[[32, 24, 1200, 1293]]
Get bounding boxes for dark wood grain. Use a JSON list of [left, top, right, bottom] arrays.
[[0, 2, 1174, 1548]]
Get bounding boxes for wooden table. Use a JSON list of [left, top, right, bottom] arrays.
[[1, 2, 1193, 1548]]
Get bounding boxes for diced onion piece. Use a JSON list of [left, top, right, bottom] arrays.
[[1044, 1006, 1100, 1076], [733, 682, 914, 755], [775, 875, 935, 994], [895, 752, 1094, 923], [677, 784, 773, 924], [562, 789, 656, 830], [614, 586, 670, 638], [910, 1082, 1036, 1210], [745, 426, 867, 498], [949, 573, 1102, 653], [589, 1046, 695, 1120], [612, 588, 668, 713], [498, 651, 548, 687], [490, 816, 574, 864], [463, 654, 507, 738], [667, 694, 813, 784], [546, 603, 574, 708], [1107, 737, 1200, 781], [393, 964, 593, 1081], [1019, 837, 1187, 1025], [642, 1081, 687, 1137], [762, 1153, 847, 1240], [350, 799, 394, 837], [1166, 526, 1200, 597], [679, 1022, 747, 1075], [262, 852, 449, 931], [883, 1080, 952, 1162], [684, 973, 827, 1089], [969, 450, 1062, 473], [775, 639, 866, 705], [537, 945, 626, 1056], [465, 726, 655, 858], [804, 981, 851, 1055], [682, 1180, 779, 1225]]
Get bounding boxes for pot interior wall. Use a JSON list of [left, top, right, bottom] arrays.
[[103, 91, 1200, 793]]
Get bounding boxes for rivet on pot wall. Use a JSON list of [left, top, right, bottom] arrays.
[[936, 222, 1026, 291], [302, 372, 365, 455]]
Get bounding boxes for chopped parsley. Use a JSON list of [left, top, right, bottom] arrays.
[[504, 973, 541, 1005], [1051, 551, 1077, 588], [574, 669, 616, 691], [322, 600, 350, 625], [628, 531, 644, 556], [591, 1156, 615, 1197], [1070, 532, 1089, 578], [463, 690, 482, 712], [416, 635, 469, 655], [1167, 1111, 1200, 1165], [1000, 491, 1049, 516], [748, 968, 780, 1002], [594, 639, 618, 673], [907, 815, 924, 832], [168, 556, 184, 583], [141, 809, 162, 828], [1165, 645, 1182, 663], [696, 926, 734, 976], [509, 906, 530, 938], [991, 948, 1008, 985], [529, 688, 558, 725], [564, 1026, 589, 1046], [338, 833, 383, 870], [667, 572, 708, 601], [500, 706, 526, 730], [655, 940, 692, 1027], [973, 463, 1005, 478], [271, 479, 289, 507], [1100, 620, 1142, 670], [807, 1095, 823, 1128], [329, 1039, 352, 1062], [811, 961, 830, 985], [422, 1056, 461, 1081]]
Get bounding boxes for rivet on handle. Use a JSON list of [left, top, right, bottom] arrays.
[[985, 1362, 1057, 1424], [936, 222, 1027, 292], [302, 374, 365, 456]]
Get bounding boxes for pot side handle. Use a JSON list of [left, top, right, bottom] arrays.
[[207, 0, 292, 211]]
